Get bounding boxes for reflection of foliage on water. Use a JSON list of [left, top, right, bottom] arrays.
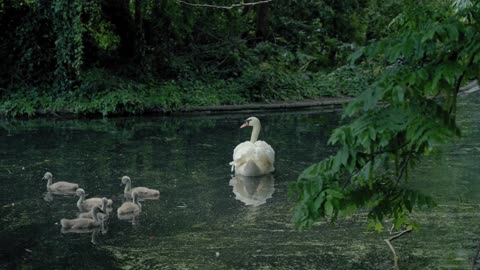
[[0, 201, 120, 269], [0, 117, 215, 137], [0, 111, 339, 180], [0, 205, 36, 269], [0, 108, 477, 269]]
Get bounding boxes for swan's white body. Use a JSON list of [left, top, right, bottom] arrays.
[[61, 205, 104, 229], [117, 191, 141, 217], [121, 176, 160, 199], [76, 189, 113, 212], [42, 172, 79, 193], [230, 117, 275, 176]]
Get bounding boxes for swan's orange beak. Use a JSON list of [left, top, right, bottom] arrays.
[[240, 122, 249, 128]]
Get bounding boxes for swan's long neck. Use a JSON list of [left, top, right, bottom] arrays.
[[93, 211, 102, 223], [124, 180, 131, 193], [76, 194, 84, 208], [46, 178, 52, 189], [250, 123, 261, 143], [132, 193, 141, 208]]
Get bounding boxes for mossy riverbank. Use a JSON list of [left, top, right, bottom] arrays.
[[0, 67, 371, 117]]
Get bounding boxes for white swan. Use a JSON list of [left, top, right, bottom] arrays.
[[78, 197, 111, 219], [76, 188, 113, 212], [121, 176, 160, 199], [42, 172, 79, 193], [117, 191, 141, 217], [230, 117, 275, 176], [60, 205, 104, 229]]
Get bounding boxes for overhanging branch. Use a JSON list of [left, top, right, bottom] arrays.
[[385, 229, 413, 270]]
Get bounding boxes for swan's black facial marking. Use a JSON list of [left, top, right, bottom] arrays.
[[240, 118, 251, 128]]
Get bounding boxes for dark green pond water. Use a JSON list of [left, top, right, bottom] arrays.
[[0, 96, 479, 270]]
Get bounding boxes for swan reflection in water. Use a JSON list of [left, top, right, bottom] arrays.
[[229, 173, 275, 206], [117, 211, 141, 225], [124, 192, 160, 202], [61, 224, 107, 244], [43, 190, 77, 202], [61, 212, 107, 245]]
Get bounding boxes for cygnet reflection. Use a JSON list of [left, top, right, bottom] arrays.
[[124, 192, 160, 202], [43, 190, 77, 202], [117, 212, 141, 225], [61, 225, 106, 244], [229, 173, 275, 206]]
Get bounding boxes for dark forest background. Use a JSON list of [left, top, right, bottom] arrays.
[[0, 0, 400, 115]]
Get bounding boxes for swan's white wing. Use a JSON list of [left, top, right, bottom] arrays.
[[231, 142, 257, 170], [231, 140, 275, 176], [233, 141, 255, 162], [255, 140, 275, 165]]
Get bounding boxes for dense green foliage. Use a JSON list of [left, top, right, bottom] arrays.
[[0, 0, 398, 116], [291, 0, 480, 231], [0, 66, 373, 116]]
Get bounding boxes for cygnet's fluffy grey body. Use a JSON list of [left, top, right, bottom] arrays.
[[117, 191, 141, 216], [61, 205, 104, 229], [121, 176, 160, 199], [76, 188, 113, 212], [43, 172, 79, 193], [78, 197, 111, 219]]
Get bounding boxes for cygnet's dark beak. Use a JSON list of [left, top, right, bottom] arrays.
[[98, 208, 105, 214]]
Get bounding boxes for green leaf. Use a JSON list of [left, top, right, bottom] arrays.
[[327, 189, 345, 199], [374, 222, 383, 233], [324, 200, 334, 216], [349, 47, 365, 64]]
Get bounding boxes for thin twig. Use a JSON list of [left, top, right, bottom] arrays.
[[389, 229, 412, 241], [394, 155, 411, 188], [176, 0, 272, 9], [385, 239, 399, 269], [385, 229, 413, 270]]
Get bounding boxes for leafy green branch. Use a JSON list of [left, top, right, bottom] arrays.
[[290, 0, 479, 235]]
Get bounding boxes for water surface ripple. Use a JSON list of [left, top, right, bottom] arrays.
[[0, 98, 479, 269]]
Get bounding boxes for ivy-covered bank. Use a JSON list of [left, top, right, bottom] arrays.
[[0, 67, 372, 117]]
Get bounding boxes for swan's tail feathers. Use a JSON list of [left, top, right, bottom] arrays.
[[243, 160, 261, 176], [60, 218, 72, 228]]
